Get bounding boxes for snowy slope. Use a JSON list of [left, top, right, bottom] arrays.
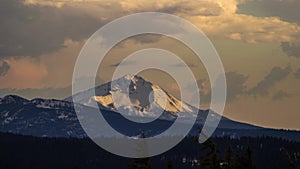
[[68, 75, 195, 120]]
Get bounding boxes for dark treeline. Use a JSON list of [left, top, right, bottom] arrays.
[[0, 132, 299, 169]]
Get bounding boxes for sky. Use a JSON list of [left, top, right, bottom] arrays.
[[0, 0, 300, 130]]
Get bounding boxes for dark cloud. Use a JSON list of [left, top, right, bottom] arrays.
[[194, 72, 249, 103], [0, 0, 102, 58], [226, 72, 249, 101], [0, 61, 10, 76], [186, 66, 292, 103], [207, 72, 249, 103], [194, 66, 293, 103], [295, 68, 300, 79], [189, 78, 210, 104], [272, 90, 291, 101], [281, 42, 300, 58], [248, 65, 292, 96], [238, 0, 300, 25]]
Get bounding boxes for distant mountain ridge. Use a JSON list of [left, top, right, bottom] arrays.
[[0, 95, 86, 137], [1, 75, 300, 141]]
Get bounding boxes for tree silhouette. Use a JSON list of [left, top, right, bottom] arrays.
[[199, 138, 221, 169], [223, 137, 232, 169], [167, 158, 173, 169], [128, 158, 152, 169], [232, 146, 255, 169]]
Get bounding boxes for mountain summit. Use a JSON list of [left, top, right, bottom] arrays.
[[68, 75, 195, 119]]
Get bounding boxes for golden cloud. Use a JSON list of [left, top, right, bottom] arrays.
[[24, 0, 64, 7], [22, 0, 300, 43]]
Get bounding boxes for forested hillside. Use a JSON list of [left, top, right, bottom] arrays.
[[0, 132, 299, 169]]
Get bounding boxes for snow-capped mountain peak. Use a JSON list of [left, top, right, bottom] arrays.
[[89, 75, 195, 118]]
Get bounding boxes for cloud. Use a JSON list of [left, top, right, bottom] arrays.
[[0, 60, 10, 76], [226, 72, 249, 101], [17, 0, 300, 43], [248, 65, 292, 95], [0, 0, 102, 58], [295, 68, 300, 79], [238, 0, 300, 25], [201, 68, 294, 102], [188, 78, 210, 104], [207, 72, 249, 102], [190, 13, 300, 43], [23, 0, 224, 16], [120, 0, 223, 16], [190, 72, 249, 103], [281, 42, 300, 58], [272, 90, 291, 101], [118, 0, 300, 43], [23, 0, 65, 7], [196, 66, 293, 103]]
